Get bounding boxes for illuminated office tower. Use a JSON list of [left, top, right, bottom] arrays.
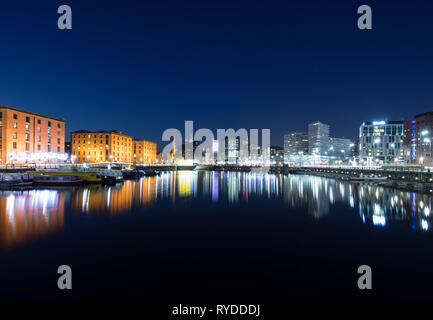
[[359, 121, 404, 165], [411, 112, 433, 165], [308, 122, 330, 156]]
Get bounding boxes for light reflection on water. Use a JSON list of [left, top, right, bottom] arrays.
[[0, 171, 432, 248]]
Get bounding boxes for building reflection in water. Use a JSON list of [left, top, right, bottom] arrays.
[[71, 177, 157, 215], [66, 171, 433, 234], [1, 171, 433, 249], [0, 190, 65, 249]]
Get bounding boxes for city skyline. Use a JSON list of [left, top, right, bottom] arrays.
[[1, 0, 433, 146]]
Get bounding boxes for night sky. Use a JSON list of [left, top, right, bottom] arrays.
[[1, 0, 433, 148]]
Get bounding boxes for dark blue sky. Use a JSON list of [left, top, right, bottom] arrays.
[[1, 0, 433, 147]]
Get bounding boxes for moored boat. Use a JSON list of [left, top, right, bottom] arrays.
[[0, 173, 34, 189], [33, 175, 83, 186], [144, 170, 160, 177], [32, 171, 102, 183], [122, 169, 145, 180]]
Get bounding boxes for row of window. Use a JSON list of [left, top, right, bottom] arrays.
[[73, 140, 130, 146], [73, 151, 129, 157], [8, 113, 62, 128], [11, 132, 61, 144], [12, 123, 61, 135], [11, 142, 61, 152], [73, 145, 131, 152], [73, 134, 130, 141]]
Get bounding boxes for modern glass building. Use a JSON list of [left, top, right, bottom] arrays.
[[359, 121, 404, 165], [284, 132, 309, 164]]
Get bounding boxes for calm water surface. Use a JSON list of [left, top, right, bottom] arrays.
[[1, 171, 433, 300]]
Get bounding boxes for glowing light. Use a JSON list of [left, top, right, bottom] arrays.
[[7, 152, 68, 162], [372, 215, 386, 226], [373, 121, 386, 125]]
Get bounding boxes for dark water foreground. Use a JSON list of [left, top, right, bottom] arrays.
[[0, 171, 432, 300]]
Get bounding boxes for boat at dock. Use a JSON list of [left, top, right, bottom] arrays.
[[0, 173, 34, 189], [144, 170, 160, 177], [32, 170, 102, 183], [92, 169, 124, 184], [122, 169, 145, 180], [33, 175, 83, 186]]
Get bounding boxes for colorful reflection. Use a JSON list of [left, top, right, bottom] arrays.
[[70, 177, 157, 215], [2, 171, 433, 249], [0, 190, 65, 249]]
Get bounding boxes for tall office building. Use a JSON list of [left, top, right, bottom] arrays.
[[359, 121, 404, 165], [283, 132, 309, 164], [308, 122, 330, 156], [0, 106, 66, 164]]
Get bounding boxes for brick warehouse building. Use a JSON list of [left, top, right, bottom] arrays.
[[71, 130, 133, 164], [0, 106, 65, 164], [133, 139, 157, 164]]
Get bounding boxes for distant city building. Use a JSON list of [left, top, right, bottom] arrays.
[[71, 130, 132, 164], [329, 137, 353, 160], [409, 112, 433, 165], [308, 122, 330, 156], [225, 136, 241, 164], [133, 139, 157, 164], [359, 121, 404, 165], [284, 132, 309, 165], [403, 119, 414, 163], [0, 106, 66, 164], [270, 146, 284, 166]]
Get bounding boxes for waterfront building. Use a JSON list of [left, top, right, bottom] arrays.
[[283, 132, 309, 165], [408, 112, 433, 165], [133, 139, 157, 164], [308, 122, 330, 156], [359, 121, 404, 165], [71, 130, 133, 164], [0, 106, 66, 164]]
